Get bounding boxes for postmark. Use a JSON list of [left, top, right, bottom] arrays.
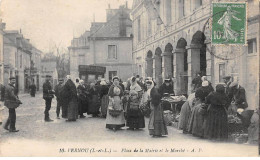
[[211, 2, 247, 45]]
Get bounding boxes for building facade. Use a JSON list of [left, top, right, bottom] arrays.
[[0, 21, 5, 85], [40, 54, 58, 90], [69, 4, 133, 82], [131, 0, 259, 109], [3, 30, 42, 93]]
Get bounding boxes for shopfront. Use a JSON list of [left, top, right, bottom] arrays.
[[78, 65, 106, 83]]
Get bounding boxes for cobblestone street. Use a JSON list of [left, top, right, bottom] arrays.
[[0, 93, 258, 156]]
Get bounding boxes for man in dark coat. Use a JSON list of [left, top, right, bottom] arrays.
[[4, 77, 21, 132], [43, 75, 55, 122], [54, 78, 63, 119], [158, 79, 175, 96], [29, 80, 37, 97], [159, 79, 175, 111], [223, 76, 233, 103]]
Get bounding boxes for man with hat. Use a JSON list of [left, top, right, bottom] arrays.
[[43, 75, 55, 122], [54, 78, 64, 119], [223, 75, 233, 103], [4, 77, 21, 132], [159, 78, 175, 111]]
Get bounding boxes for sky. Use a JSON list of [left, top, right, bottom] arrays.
[[0, 0, 133, 53]]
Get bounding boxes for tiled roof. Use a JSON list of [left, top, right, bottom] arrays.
[[90, 9, 132, 38]]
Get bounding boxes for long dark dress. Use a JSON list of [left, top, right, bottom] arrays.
[[100, 85, 109, 117], [126, 95, 145, 129], [77, 84, 88, 116], [188, 101, 207, 137], [29, 84, 36, 97], [148, 87, 168, 136], [88, 87, 101, 116], [203, 91, 229, 141], [178, 93, 195, 133], [126, 83, 145, 129], [64, 79, 78, 120]]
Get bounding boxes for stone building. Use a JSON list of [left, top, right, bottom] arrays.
[[40, 54, 58, 90], [131, 0, 259, 109], [69, 4, 133, 82], [0, 20, 5, 85], [3, 30, 42, 93]]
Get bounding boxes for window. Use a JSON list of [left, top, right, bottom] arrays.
[[108, 45, 117, 59], [219, 63, 225, 83], [137, 18, 141, 42], [109, 71, 117, 81], [248, 38, 257, 54], [165, 0, 172, 25], [195, 0, 202, 10], [178, 0, 185, 19]]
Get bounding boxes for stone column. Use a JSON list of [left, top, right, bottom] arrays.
[[154, 55, 163, 85], [162, 52, 173, 79], [186, 44, 201, 95], [145, 57, 153, 77], [173, 48, 185, 95], [205, 41, 215, 87]]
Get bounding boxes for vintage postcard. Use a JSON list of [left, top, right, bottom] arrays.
[[0, 0, 259, 157]]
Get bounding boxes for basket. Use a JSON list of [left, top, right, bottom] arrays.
[[108, 108, 122, 117], [139, 102, 151, 118]]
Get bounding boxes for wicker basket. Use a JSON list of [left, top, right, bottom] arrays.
[[108, 108, 122, 117]]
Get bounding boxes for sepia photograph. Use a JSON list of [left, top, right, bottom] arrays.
[[0, 0, 259, 157]]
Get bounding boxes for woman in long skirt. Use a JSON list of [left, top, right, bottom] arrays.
[[178, 93, 195, 133], [126, 77, 145, 130], [106, 76, 125, 131], [188, 88, 207, 137], [100, 80, 109, 118], [64, 76, 78, 121], [203, 84, 229, 141], [88, 83, 101, 117], [147, 80, 168, 137]]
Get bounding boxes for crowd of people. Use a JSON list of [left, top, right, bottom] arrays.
[[0, 72, 258, 143], [179, 73, 258, 143], [41, 74, 170, 137]]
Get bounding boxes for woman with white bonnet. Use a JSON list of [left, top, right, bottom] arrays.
[[100, 79, 109, 118], [106, 76, 125, 131]]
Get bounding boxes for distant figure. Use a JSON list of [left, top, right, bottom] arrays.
[[29, 81, 37, 97], [54, 78, 64, 119], [4, 77, 22, 132], [42, 75, 55, 122]]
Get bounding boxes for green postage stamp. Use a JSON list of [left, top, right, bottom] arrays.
[[212, 2, 247, 45]]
